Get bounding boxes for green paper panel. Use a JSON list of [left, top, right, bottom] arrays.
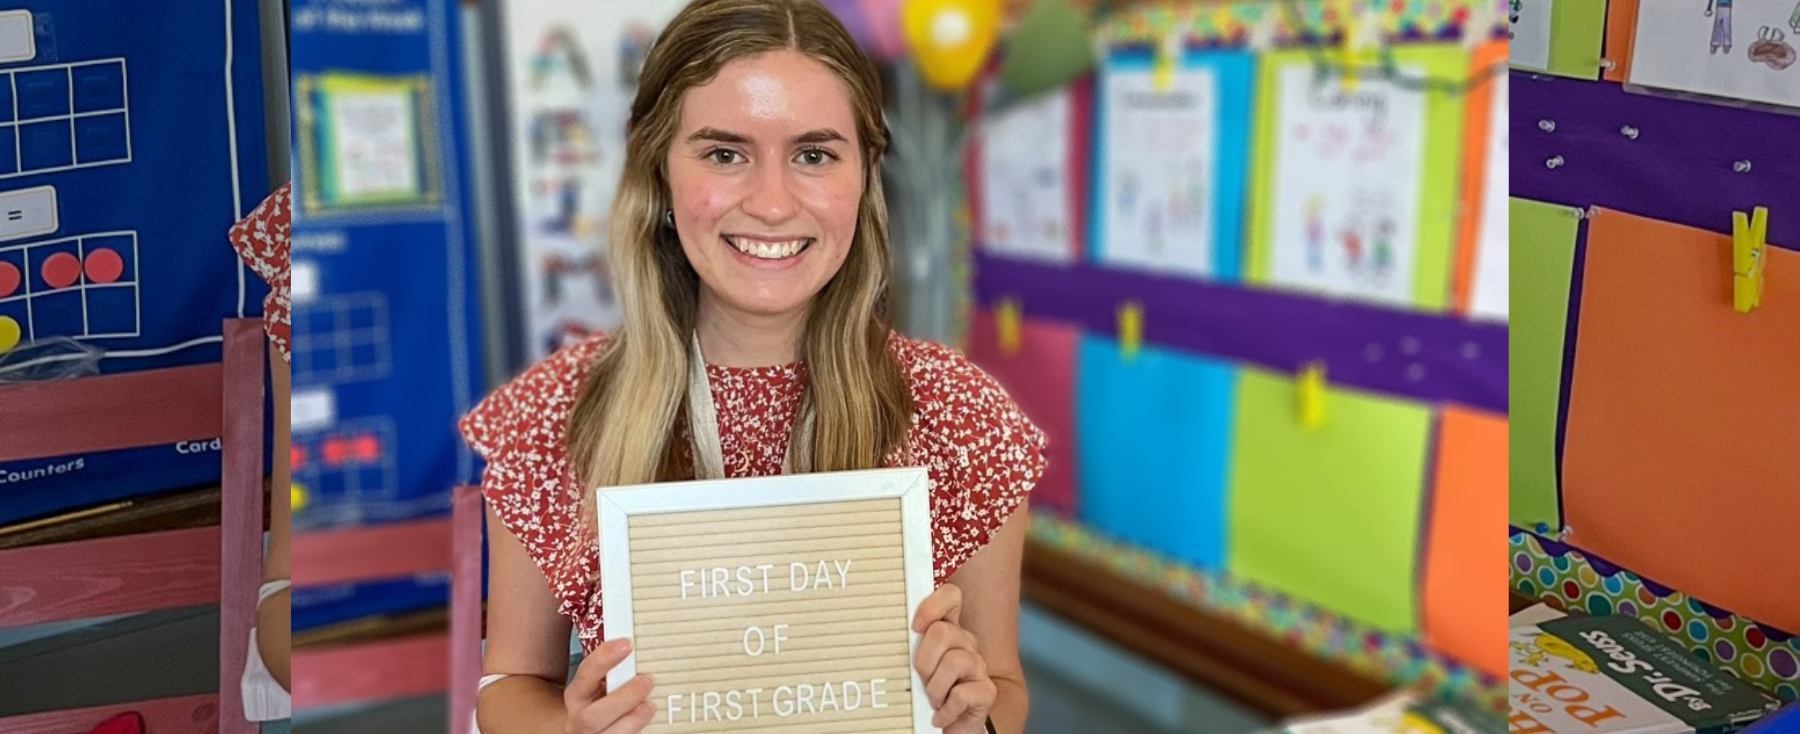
[[1226, 368, 1434, 634], [1548, 0, 1609, 80], [1245, 46, 1467, 312], [1507, 198, 1578, 531]]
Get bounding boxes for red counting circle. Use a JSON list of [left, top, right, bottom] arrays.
[[42, 253, 81, 289], [85, 248, 125, 284], [0, 262, 20, 298]]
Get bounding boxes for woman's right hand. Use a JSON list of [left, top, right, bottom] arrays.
[[563, 639, 657, 734]]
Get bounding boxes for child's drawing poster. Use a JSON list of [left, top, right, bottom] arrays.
[[1092, 50, 1254, 281], [977, 84, 1077, 263], [1510, 0, 1556, 70], [1628, 0, 1800, 109], [499, 0, 694, 362], [1247, 47, 1467, 311]]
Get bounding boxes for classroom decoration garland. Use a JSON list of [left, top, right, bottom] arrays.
[[1028, 515, 1507, 712], [1510, 528, 1800, 703], [1095, 0, 1501, 47]]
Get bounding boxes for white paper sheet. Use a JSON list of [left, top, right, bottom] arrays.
[[1629, 0, 1800, 110], [1510, 0, 1556, 70], [1470, 75, 1509, 321], [329, 89, 420, 199], [1096, 63, 1221, 278], [979, 85, 1075, 264], [1265, 65, 1429, 307]]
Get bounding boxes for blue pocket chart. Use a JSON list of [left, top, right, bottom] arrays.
[[0, 1, 273, 526], [1076, 334, 1238, 570], [289, 0, 485, 628]]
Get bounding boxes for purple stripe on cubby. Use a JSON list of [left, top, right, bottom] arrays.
[[972, 253, 1509, 414], [1510, 71, 1800, 251]]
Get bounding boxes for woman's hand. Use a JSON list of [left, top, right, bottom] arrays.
[[912, 583, 997, 734], [563, 639, 657, 734]]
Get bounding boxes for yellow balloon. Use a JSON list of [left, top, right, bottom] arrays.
[[902, 0, 1001, 91]]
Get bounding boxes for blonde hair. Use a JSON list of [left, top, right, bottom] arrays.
[[566, 0, 911, 525]]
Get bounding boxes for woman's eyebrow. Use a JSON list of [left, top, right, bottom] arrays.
[[684, 127, 848, 146], [791, 129, 848, 145], [687, 127, 752, 145]]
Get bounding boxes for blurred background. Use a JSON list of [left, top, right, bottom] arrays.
[[280, 0, 1512, 730], [0, 0, 1509, 733], [282, 0, 1508, 731]]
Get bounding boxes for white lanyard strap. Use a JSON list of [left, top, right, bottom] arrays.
[[686, 333, 811, 479]]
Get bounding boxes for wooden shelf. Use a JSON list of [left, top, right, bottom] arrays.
[[1021, 537, 1392, 719]]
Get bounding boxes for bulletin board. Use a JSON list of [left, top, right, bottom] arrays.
[[288, 0, 486, 629], [962, 0, 1512, 710], [0, 0, 275, 526], [1509, 1, 1800, 702], [487, 0, 694, 367]]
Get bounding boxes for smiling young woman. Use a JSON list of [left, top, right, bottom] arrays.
[[459, 2, 1045, 733]]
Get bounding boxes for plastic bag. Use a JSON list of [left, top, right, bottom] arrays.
[[0, 338, 105, 385]]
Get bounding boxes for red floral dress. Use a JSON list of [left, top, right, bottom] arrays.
[[460, 333, 1047, 653], [227, 183, 291, 364]]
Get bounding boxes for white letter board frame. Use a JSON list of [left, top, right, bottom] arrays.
[[598, 466, 940, 734]]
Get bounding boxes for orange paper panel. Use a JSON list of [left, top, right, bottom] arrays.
[[1454, 40, 1507, 315], [1564, 210, 1800, 634], [1422, 406, 1508, 677], [1604, 0, 1639, 81]]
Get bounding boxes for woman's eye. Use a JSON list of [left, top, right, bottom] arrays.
[[797, 149, 834, 166], [708, 149, 742, 165]]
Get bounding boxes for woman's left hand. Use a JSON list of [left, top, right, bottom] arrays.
[[912, 583, 996, 734]]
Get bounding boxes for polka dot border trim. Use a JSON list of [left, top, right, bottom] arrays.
[[1097, 0, 1504, 49], [1510, 528, 1799, 703], [1030, 515, 1505, 712]]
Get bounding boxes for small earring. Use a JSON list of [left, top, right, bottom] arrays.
[[664, 210, 676, 229]]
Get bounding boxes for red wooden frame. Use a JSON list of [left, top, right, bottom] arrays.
[[291, 485, 484, 734], [0, 319, 266, 734], [0, 694, 221, 734]]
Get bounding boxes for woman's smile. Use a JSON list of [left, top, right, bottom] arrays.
[[722, 233, 815, 266]]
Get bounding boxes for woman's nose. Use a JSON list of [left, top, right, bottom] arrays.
[[742, 163, 800, 223]]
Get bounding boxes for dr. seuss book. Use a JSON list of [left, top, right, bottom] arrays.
[[1510, 615, 1778, 734], [1272, 692, 1504, 734]]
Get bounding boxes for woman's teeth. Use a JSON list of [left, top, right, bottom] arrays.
[[726, 236, 810, 260]]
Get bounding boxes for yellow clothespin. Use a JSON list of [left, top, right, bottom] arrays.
[[1733, 206, 1768, 313], [1118, 301, 1144, 362], [996, 296, 1023, 356], [1299, 361, 1327, 430], [1153, 31, 1181, 92], [1336, 0, 1381, 91]]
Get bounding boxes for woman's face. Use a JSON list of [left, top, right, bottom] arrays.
[[666, 50, 864, 322]]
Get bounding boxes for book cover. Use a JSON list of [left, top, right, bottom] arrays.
[[1509, 615, 1778, 734], [1278, 692, 1505, 733]]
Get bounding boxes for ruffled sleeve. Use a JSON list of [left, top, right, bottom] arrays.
[[227, 183, 291, 363], [898, 338, 1048, 582], [458, 336, 609, 612]]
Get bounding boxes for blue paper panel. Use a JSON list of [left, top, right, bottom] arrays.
[[0, 0, 271, 526], [1075, 335, 1236, 570], [1091, 49, 1255, 282]]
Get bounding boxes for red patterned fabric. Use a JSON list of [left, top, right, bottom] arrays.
[[227, 184, 291, 363], [460, 332, 1047, 652]]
